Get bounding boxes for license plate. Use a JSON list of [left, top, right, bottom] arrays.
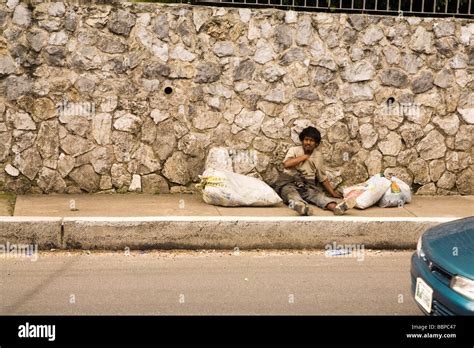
[[415, 277, 433, 313]]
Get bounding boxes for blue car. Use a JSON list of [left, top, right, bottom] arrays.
[[411, 217, 474, 315]]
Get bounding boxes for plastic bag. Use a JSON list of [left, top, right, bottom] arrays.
[[197, 169, 282, 207], [343, 173, 392, 209], [378, 176, 412, 208]]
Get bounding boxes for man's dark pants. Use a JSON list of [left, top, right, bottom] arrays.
[[273, 173, 338, 210]]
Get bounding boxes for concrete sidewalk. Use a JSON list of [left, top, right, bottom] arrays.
[[11, 193, 474, 218], [0, 194, 472, 250]]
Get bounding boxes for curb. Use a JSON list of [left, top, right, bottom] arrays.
[[0, 217, 62, 249], [0, 216, 459, 250]]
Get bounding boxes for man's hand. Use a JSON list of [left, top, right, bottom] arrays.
[[283, 154, 310, 169], [322, 180, 342, 198]]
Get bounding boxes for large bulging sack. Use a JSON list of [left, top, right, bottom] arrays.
[[343, 173, 392, 209], [197, 169, 283, 207], [378, 176, 412, 208]]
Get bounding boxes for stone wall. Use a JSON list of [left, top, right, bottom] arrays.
[[0, 1, 473, 195]]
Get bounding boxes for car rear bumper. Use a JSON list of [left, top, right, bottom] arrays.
[[410, 252, 474, 316]]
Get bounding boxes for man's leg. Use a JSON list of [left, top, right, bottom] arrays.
[[302, 187, 337, 210], [303, 186, 356, 215], [280, 184, 311, 216]]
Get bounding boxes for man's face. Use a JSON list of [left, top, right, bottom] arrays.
[[302, 136, 317, 154]]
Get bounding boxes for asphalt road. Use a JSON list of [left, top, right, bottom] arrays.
[[0, 250, 421, 315]]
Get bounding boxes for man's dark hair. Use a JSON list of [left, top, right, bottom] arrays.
[[299, 126, 321, 144]]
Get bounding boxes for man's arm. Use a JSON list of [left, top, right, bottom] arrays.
[[321, 179, 342, 198], [283, 154, 310, 169]]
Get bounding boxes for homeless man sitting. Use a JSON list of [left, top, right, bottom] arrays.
[[273, 126, 356, 216]]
